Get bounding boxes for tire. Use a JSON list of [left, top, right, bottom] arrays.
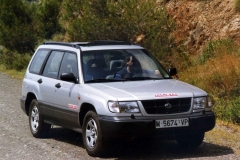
[[29, 99, 51, 138], [82, 111, 105, 157], [176, 132, 204, 148]]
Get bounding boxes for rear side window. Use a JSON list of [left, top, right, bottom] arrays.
[[29, 49, 49, 74]]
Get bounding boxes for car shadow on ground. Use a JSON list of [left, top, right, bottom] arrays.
[[47, 127, 235, 160]]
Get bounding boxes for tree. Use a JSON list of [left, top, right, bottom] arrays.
[[34, 0, 62, 40], [59, 0, 174, 59], [0, 0, 36, 53]]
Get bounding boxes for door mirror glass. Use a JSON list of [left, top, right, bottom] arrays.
[[168, 68, 177, 76], [60, 73, 77, 83]]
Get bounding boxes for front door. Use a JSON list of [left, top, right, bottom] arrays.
[[53, 52, 80, 126]]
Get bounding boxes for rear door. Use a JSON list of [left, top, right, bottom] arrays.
[[39, 50, 65, 118]]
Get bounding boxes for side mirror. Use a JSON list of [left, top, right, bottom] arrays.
[[168, 68, 178, 76], [60, 73, 77, 83]]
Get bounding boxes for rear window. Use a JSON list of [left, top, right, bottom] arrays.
[[29, 49, 49, 74]]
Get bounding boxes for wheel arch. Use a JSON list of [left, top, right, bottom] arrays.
[[25, 92, 37, 116], [79, 103, 96, 128]]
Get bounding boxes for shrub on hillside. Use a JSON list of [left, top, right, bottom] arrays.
[[197, 39, 236, 64], [0, 0, 36, 54], [230, 98, 240, 123], [182, 44, 240, 98], [235, 0, 240, 12], [0, 48, 31, 71], [33, 0, 62, 40], [59, 0, 175, 61], [180, 40, 240, 123], [213, 97, 240, 124]]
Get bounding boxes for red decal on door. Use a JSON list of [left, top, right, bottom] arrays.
[[68, 104, 78, 110]]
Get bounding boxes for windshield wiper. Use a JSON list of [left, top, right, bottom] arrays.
[[125, 77, 163, 81], [85, 78, 126, 83]]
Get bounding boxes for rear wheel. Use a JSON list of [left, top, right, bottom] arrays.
[[176, 132, 204, 148], [82, 111, 105, 157], [29, 99, 51, 138]]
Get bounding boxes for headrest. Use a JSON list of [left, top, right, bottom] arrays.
[[87, 58, 106, 68], [110, 60, 124, 72], [87, 59, 97, 68]]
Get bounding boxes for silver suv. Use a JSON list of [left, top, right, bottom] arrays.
[[20, 41, 215, 156]]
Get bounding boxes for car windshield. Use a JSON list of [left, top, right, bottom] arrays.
[[81, 49, 171, 83]]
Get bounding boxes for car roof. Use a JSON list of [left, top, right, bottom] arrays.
[[41, 40, 144, 51]]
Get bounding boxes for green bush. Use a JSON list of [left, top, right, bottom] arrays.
[[230, 98, 240, 123], [0, 0, 36, 53], [33, 0, 62, 40], [235, 0, 240, 12], [0, 48, 31, 71], [197, 39, 235, 64], [214, 97, 240, 124]]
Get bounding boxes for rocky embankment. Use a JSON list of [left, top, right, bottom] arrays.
[[166, 0, 240, 54]]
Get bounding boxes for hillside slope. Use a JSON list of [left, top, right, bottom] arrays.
[[166, 0, 240, 55]]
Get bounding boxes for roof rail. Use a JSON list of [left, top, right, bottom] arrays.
[[43, 40, 136, 48], [43, 42, 80, 49], [70, 42, 90, 46], [88, 40, 134, 46]]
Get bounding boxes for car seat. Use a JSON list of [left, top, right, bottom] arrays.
[[106, 60, 125, 79]]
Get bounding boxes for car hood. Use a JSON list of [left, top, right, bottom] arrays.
[[88, 79, 207, 101]]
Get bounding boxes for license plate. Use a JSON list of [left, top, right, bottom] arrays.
[[155, 118, 189, 128]]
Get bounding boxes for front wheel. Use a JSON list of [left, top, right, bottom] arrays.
[[29, 99, 51, 138], [176, 132, 205, 148], [82, 111, 105, 157]]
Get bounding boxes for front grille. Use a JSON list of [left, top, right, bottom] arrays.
[[141, 98, 191, 114]]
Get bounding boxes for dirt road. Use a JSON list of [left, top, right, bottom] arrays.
[[0, 72, 239, 160]]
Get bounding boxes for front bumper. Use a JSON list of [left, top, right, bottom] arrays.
[[98, 111, 215, 138]]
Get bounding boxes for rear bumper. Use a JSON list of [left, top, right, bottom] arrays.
[[20, 96, 27, 115], [98, 111, 215, 138]]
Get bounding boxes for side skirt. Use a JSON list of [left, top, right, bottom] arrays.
[[44, 119, 82, 133]]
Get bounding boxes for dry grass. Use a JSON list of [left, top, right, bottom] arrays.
[[178, 40, 240, 154], [178, 41, 240, 122], [205, 120, 240, 155], [179, 53, 240, 99], [0, 65, 25, 80]]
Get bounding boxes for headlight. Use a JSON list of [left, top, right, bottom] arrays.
[[193, 97, 207, 109], [108, 101, 140, 113]]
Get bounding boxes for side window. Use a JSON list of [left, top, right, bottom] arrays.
[[42, 51, 64, 79], [59, 52, 78, 78], [29, 49, 49, 74]]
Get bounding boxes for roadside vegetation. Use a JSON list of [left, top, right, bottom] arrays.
[[235, 0, 240, 11], [0, 0, 239, 125], [180, 39, 240, 124]]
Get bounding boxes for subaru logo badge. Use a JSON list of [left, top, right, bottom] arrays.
[[164, 103, 172, 109]]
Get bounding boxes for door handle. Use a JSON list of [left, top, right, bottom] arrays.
[[37, 78, 42, 84], [55, 83, 61, 88]]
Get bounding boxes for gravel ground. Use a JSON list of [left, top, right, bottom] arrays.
[[0, 72, 239, 160]]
